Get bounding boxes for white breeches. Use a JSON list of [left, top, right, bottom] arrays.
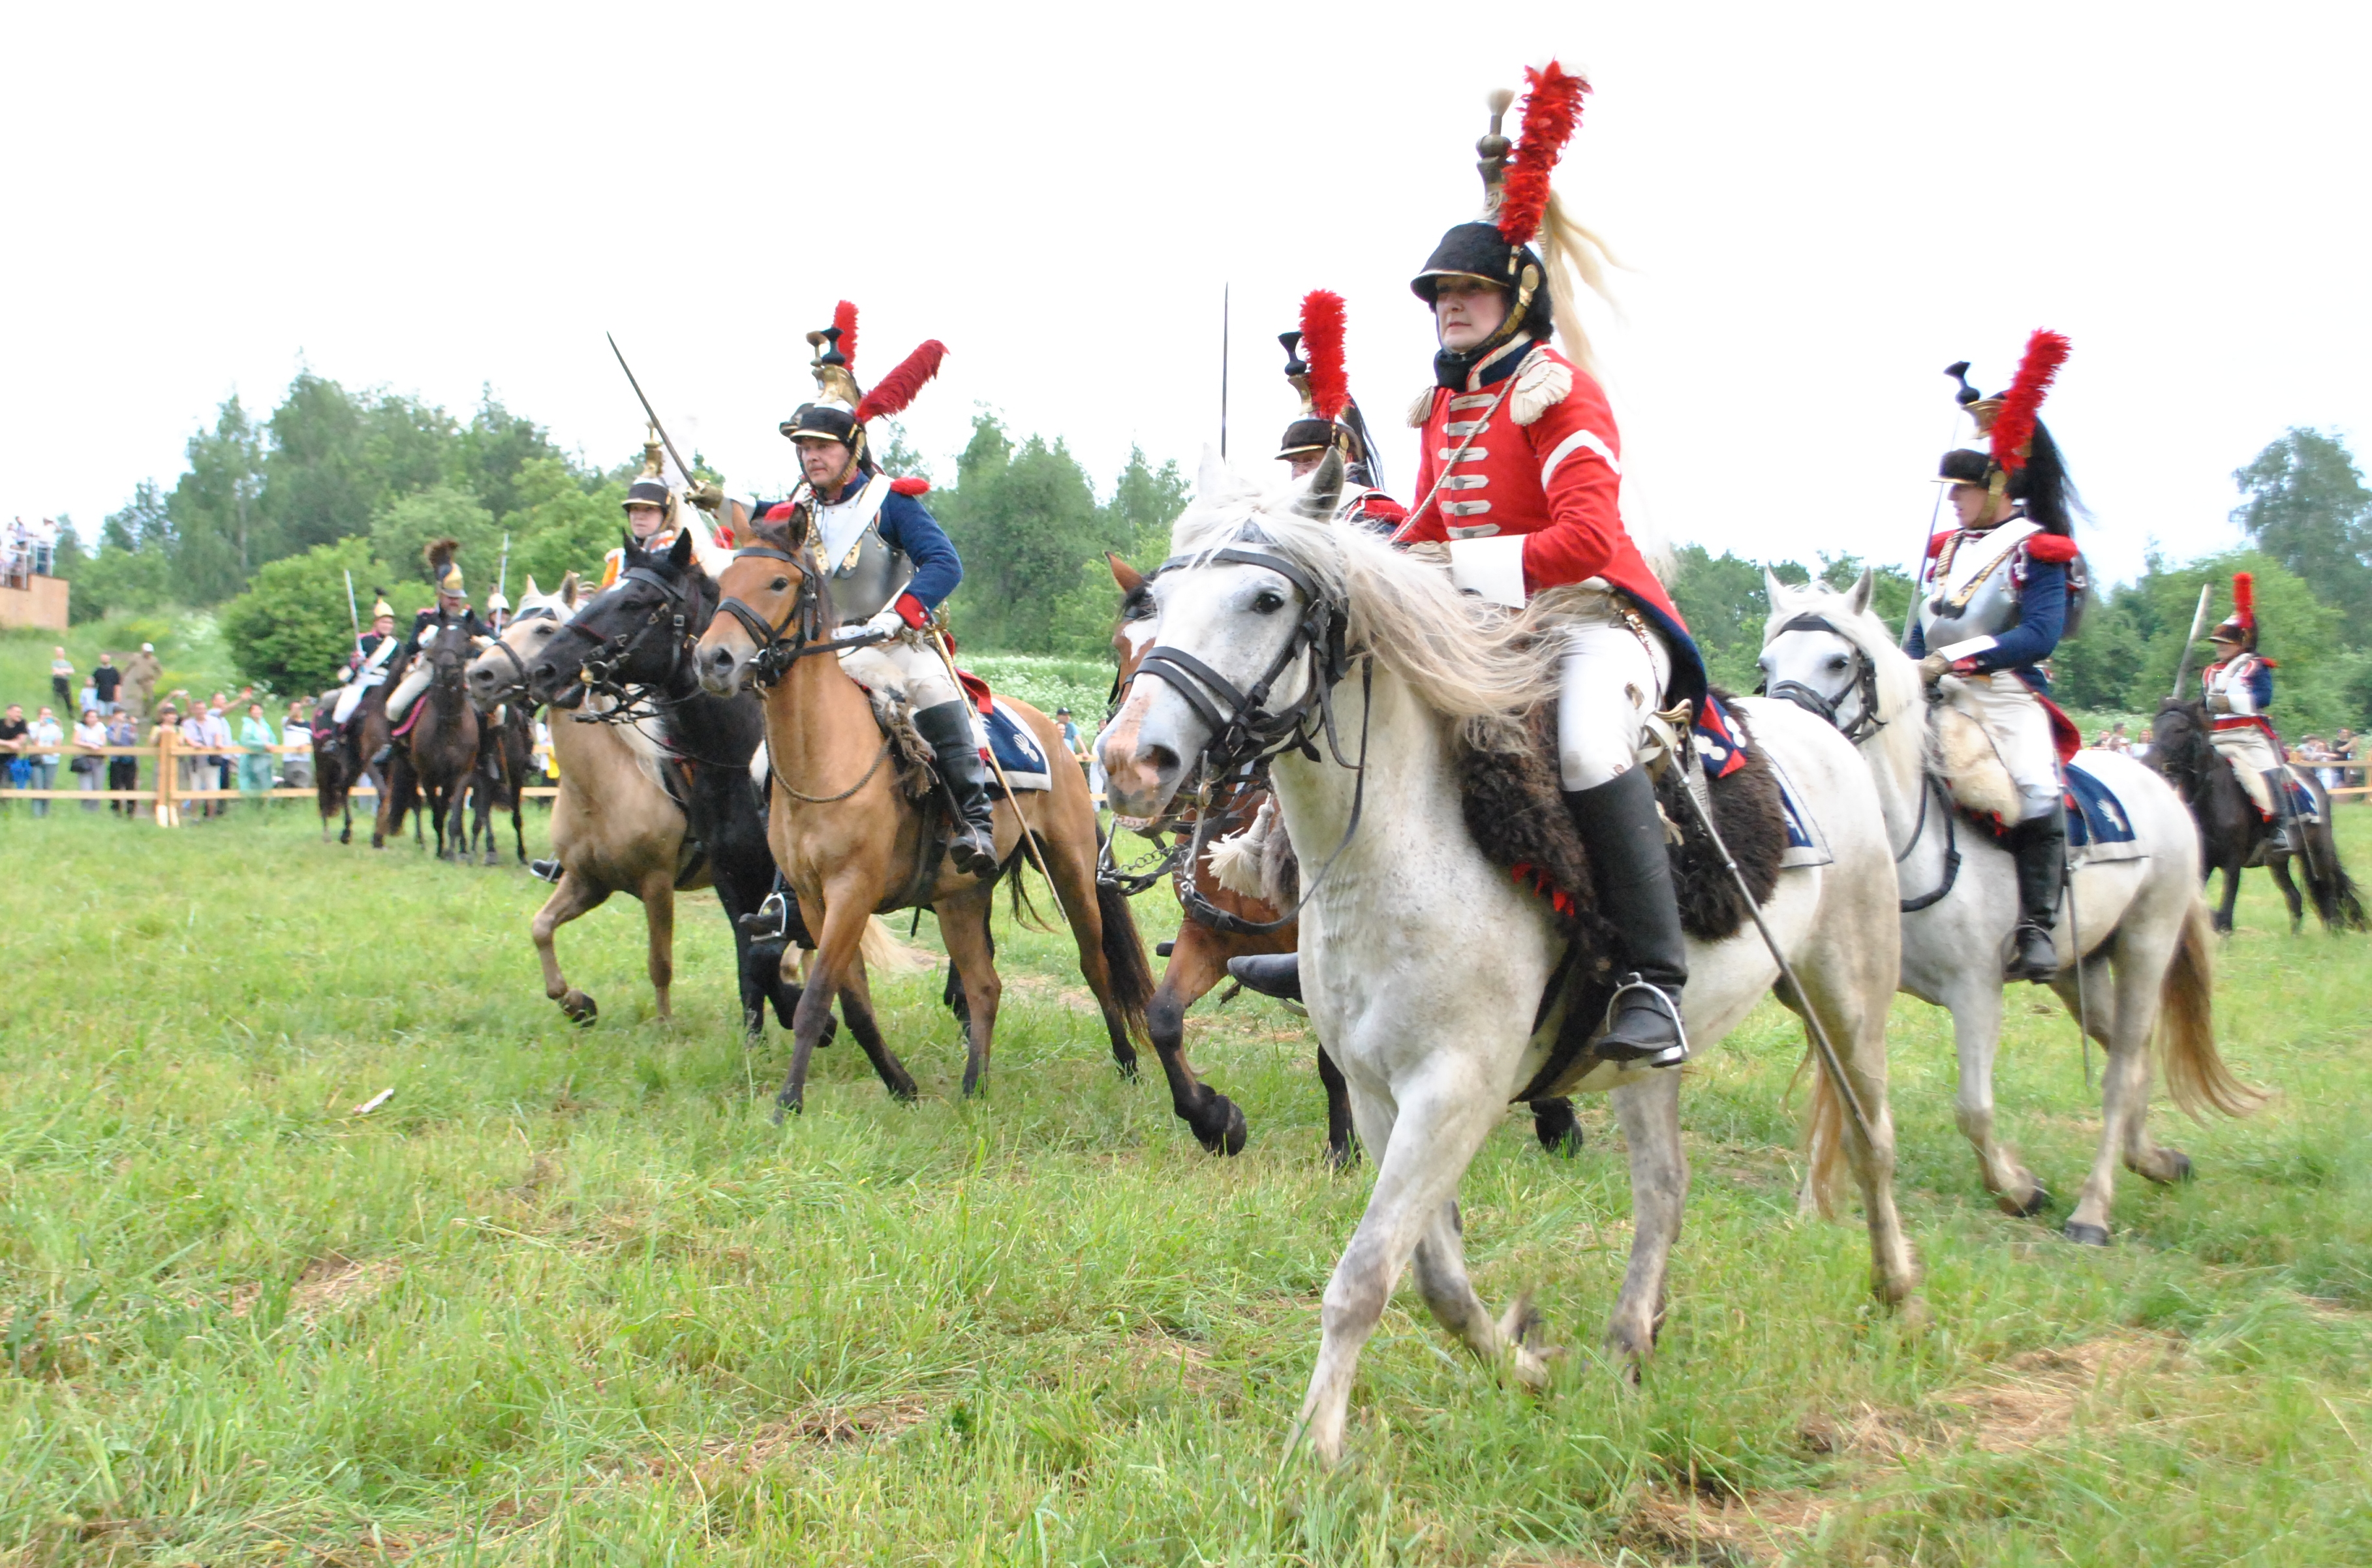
[[2211, 728, 2283, 816], [1556, 593, 1673, 792], [1947, 672, 2059, 821], [837, 634, 960, 712], [330, 678, 377, 725], [385, 666, 431, 723]]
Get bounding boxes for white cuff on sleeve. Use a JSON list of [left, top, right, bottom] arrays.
[[1447, 535, 1528, 609], [1936, 634, 1998, 662]]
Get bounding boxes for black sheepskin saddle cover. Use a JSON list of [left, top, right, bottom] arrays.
[[1456, 691, 1787, 951]]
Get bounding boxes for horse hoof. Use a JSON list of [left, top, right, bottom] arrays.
[[339, 829, 352, 844], [1325, 1137, 1361, 1173], [1113, 1049, 1141, 1082], [2147, 1149, 2195, 1185], [2001, 1184, 2052, 1219], [772, 1097, 799, 1125], [1193, 1096, 1248, 1156], [561, 991, 597, 1027], [2063, 1222, 2111, 1247], [1533, 1105, 1584, 1159]]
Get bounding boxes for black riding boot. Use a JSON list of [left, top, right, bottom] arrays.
[[370, 743, 393, 768], [913, 699, 1001, 877], [1565, 767, 1690, 1069], [2261, 771, 2294, 851], [529, 857, 562, 884], [2004, 805, 2065, 982], [1227, 953, 1302, 1002]]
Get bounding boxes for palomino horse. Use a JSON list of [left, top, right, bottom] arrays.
[[1104, 550, 1582, 1167], [469, 575, 808, 1032], [1761, 574, 2262, 1243], [2149, 698, 2364, 936], [378, 625, 480, 859], [527, 530, 814, 1041], [693, 513, 1156, 1118], [1100, 453, 1917, 1466]]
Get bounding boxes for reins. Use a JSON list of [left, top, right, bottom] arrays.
[[718, 544, 901, 807]]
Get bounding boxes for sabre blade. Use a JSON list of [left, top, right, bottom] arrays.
[[606, 333, 696, 485], [2169, 583, 2214, 700]]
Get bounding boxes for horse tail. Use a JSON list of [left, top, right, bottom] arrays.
[[858, 914, 934, 976], [2157, 896, 2266, 1119], [2307, 817, 2367, 932], [1796, 1035, 1850, 1220], [1094, 874, 1158, 1045]]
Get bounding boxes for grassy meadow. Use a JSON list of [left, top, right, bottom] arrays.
[[1, 800, 2367, 1565]]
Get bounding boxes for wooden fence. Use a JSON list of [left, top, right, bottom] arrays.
[[1, 732, 559, 827]]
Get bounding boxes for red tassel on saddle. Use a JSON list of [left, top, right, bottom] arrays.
[[1991, 329, 2070, 473], [1299, 290, 1348, 422], [1497, 60, 1588, 247], [854, 341, 948, 424]]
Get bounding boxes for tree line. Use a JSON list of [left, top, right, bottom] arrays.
[[46, 372, 2372, 731]]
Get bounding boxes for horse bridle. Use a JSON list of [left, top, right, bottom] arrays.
[[1763, 610, 1961, 914], [1112, 542, 1370, 933], [715, 545, 856, 688], [580, 566, 701, 703], [1764, 611, 1886, 745], [482, 604, 559, 700]]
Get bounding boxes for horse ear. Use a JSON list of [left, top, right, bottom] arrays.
[[668, 528, 696, 570], [559, 571, 580, 608], [1295, 448, 1346, 521], [1846, 566, 1875, 617], [1196, 444, 1231, 504], [1107, 551, 1143, 593], [523, 575, 541, 602], [1763, 566, 1790, 607]]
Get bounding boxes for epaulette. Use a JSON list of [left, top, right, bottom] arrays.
[[1507, 346, 1573, 427], [2024, 534, 2079, 564], [889, 476, 931, 497], [1406, 386, 1436, 428]]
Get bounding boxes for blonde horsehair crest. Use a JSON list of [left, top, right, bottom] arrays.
[[1539, 190, 1622, 381]]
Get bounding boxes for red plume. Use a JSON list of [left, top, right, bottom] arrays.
[[1990, 328, 2070, 474], [831, 300, 858, 370], [1498, 60, 1588, 246], [1299, 290, 1348, 422], [2232, 571, 2255, 630], [854, 340, 947, 424]]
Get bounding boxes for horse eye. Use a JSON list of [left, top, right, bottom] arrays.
[[771, 577, 790, 591], [1251, 590, 1286, 615], [1827, 656, 1849, 673]]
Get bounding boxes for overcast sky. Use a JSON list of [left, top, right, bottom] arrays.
[[8, 1, 2367, 587]]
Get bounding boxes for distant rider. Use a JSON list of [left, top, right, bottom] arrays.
[[2201, 572, 2294, 845]]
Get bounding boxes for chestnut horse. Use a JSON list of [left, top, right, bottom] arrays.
[[694, 517, 1154, 1118], [1104, 551, 1581, 1165]]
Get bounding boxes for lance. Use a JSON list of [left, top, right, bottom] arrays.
[[497, 532, 510, 603], [606, 333, 695, 484], [1219, 283, 1231, 460], [2168, 583, 2215, 701]]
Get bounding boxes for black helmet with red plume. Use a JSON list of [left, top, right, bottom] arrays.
[[779, 300, 946, 476], [1275, 290, 1385, 491], [2210, 572, 2258, 652], [1411, 62, 1614, 375], [1935, 330, 2082, 537]]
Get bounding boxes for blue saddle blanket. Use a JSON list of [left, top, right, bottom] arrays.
[[2281, 772, 2321, 823], [1695, 694, 1828, 865], [969, 701, 1052, 795], [2062, 758, 2148, 861]]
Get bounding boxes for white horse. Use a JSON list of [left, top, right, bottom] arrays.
[[1098, 453, 1920, 1467], [1759, 573, 2262, 1244]]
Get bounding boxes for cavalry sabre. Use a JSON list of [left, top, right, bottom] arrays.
[[343, 570, 363, 654], [606, 333, 696, 485], [2168, 583, 2214, 701]]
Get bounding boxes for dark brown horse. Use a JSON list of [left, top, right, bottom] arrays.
[[378, 626, 481, 860], [1104, 553, 1581, 1164], [2151, 697, 2364, 934], [459, 699, 534, 866]]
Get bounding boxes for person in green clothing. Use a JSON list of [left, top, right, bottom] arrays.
[[238, 701, 277, 805]]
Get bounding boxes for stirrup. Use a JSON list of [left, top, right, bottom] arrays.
[[2005, 921, 2057, 981], [739, 889, 790, 937], [1597, 973, 1689, 1069], [949, 822, 1000, 876], [529, 858, 562, 884]]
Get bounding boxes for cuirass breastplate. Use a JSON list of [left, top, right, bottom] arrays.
[[829, 527, 914, 623], [1920, 523, 2035, 651]]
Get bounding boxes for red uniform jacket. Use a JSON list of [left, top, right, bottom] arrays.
[[1398, 337, 1704, 705]]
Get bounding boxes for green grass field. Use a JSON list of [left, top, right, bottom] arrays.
[[1, 801, 2367, 1565]]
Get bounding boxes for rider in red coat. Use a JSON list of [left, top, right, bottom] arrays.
[[1274, 289, 1408, 534], [1238, 64, 1704, 1069]]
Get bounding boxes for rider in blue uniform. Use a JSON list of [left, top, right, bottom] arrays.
[[1909, 339, 2084, 980]]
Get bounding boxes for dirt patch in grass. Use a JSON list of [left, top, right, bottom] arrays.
[[1618, 1487, 1836, 1565], [287, 1253, 403, 1325], [696, 1398, 934, 1468], [1938, 1330, 2185, 1453]]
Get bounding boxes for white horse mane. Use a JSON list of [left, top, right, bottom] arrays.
[[1171, 452, 1555, 729]]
